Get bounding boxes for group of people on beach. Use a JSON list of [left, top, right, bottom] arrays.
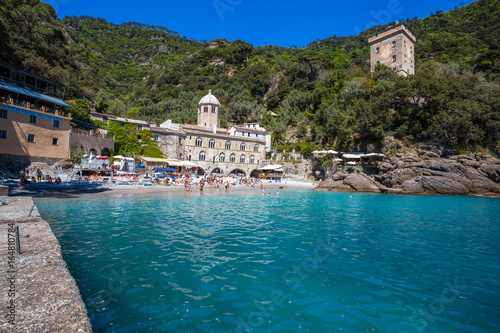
[[19, 168, 61, 185]]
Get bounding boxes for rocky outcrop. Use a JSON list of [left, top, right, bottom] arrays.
[[316, 171, 381, 193], [316, 143, 500, 196]]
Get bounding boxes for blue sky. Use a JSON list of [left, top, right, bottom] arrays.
[[47, 0, 476, 47]]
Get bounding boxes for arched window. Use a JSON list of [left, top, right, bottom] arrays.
[[211, 106, 216, 113], [254, 144, 259, 152], [199, 151, 206, 161], [89, 148, 97, 156], [240, 155, 245, 163], [225, 141, 231, 150], [219, 153, 225, 162], [249, 155, 255, 164], [101, 148, 110, 157], [195, 138, 202, 147], [240, 143, 246, 151], [204, 106, 209, 113], [230, 154, 236, 163], [209, 139, 215, 148]]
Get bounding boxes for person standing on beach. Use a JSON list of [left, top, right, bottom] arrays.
[[36, 168, 43, 182], [199, 180, 204, 195]]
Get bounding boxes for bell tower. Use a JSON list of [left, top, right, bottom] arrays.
[[197, 90, 221, 129]]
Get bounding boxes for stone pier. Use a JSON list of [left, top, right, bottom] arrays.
[[0, 196, 92, 332]]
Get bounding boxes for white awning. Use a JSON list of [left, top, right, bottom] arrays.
[[361, 153, 384, 158], [259, 164, 284, 171], [347, 161, 357, 165], [327, 150, 338, 154], [342, 154, 362, 159], [181, 161, 197, 167]]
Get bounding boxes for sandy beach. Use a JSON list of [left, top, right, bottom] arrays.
[[5, 179, 317, 199]]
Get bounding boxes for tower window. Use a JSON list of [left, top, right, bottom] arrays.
[[392, 41, 396, 47], [376, 61, 380, 64], [392, 55, 397, 62], [204, 106, 208, 113], [212, 106, 216, 113], [376, 47, 380, 54]]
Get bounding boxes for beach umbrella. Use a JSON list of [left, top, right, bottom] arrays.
[[311, 150, 320, 154], [347, 161, 357, 166], [98, 156, 110, 160], [327, 150, 338, 154]]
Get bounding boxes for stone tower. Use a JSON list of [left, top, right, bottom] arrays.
[[369, 22, 416, 76], [197, 90, 221, 129]]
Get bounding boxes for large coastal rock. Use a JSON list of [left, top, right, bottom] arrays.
[[317, 144, 500, 196], [316, 171, 381, 193]]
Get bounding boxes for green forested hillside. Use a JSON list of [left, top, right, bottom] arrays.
[[0, 0, 499, 153]]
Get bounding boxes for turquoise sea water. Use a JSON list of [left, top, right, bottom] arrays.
[[35, 190, 500, 333]]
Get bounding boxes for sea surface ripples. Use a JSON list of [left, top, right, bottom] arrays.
[[36, 191, 500, 332]]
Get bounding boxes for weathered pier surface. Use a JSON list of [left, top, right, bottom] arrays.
[[0, 196, 92, 332]]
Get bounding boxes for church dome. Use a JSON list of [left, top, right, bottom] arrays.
[[198, 90, 221, 106]]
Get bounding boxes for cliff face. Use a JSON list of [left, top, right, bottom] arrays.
[[315, 144, 500, 196]]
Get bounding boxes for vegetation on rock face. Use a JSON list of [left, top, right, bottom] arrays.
[[1, 0, 499, 154]]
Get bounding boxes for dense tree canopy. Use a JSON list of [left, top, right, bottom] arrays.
[[1, 0, 499, 154]]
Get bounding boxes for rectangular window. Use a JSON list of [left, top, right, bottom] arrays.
[[52, 137, 58, 145], [121, 123, 124, 128], [103, 116, 108, 123], [392, 55, 397, 62], [0, 130, 6, 139], [155, 135, 159, 141], [376, 60, 380, 64], [392, 41, 396, 47], [138, 125, 143, 130], [376, 47, 380, 54], [0, 109, 7, 118], [30, 115, 37, 124], [28, 134, 35, 142], [54, 120, 60, 128]]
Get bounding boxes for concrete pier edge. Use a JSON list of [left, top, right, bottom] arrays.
[[0, 196, 92, 332]]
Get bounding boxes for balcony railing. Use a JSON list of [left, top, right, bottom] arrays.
[[70, 128, 114, 140], [1, 97, 71, 118]]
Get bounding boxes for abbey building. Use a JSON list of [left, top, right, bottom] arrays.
[[92, 90, 270, 177]]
